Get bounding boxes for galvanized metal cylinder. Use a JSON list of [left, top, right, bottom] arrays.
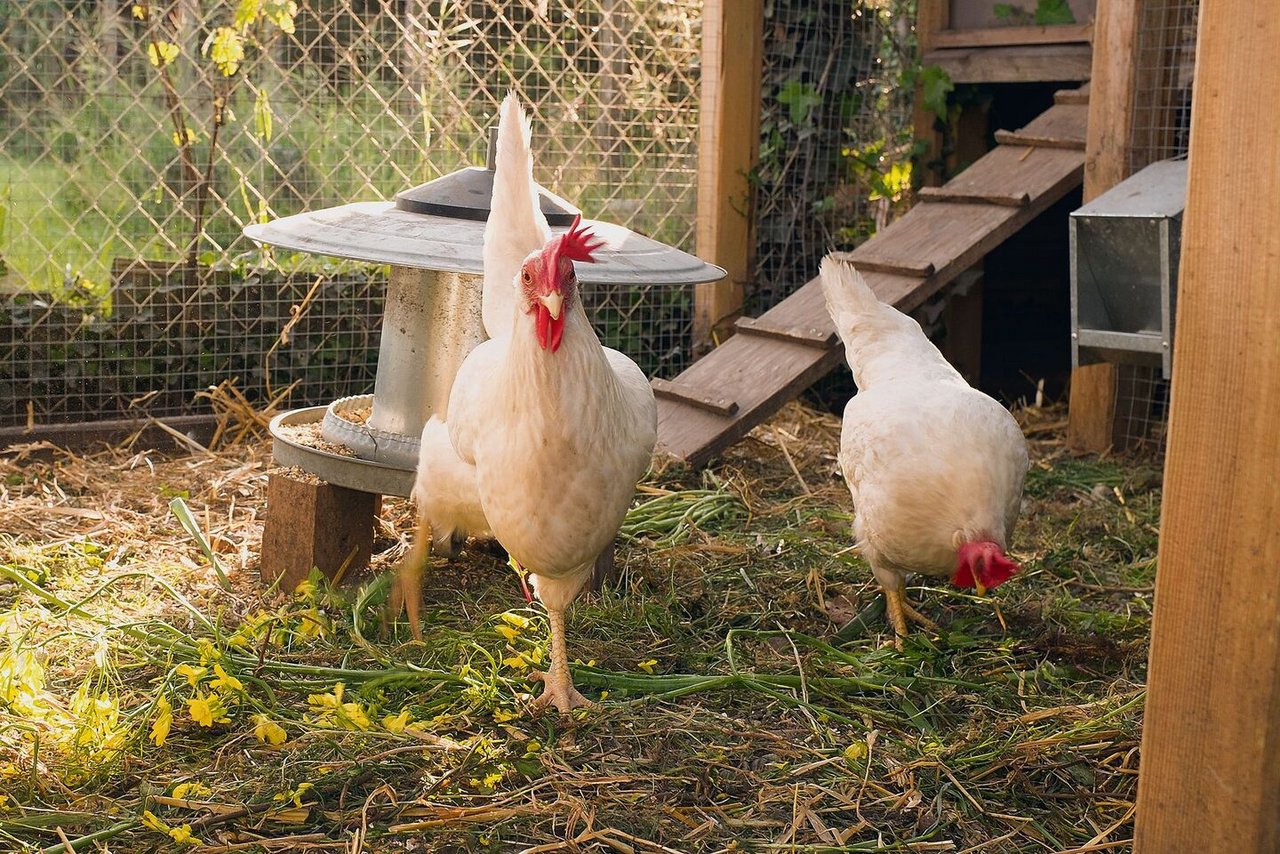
[[368, 266, 486, 439]]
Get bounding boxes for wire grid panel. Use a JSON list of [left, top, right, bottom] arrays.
[[750, 0, 915, 315], [1128, 0, 1198, 174], [1114, 0, 1197, 456], [0, 0, 701, 429]]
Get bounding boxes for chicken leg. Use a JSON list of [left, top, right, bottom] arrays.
[[388, 510, 433, 641], [883, 586, 940, 651], [529, 607, 594, 715]]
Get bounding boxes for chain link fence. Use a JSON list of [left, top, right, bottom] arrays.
[[0, 0, 701, 430]]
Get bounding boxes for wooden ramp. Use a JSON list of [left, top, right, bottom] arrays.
[[655, 86, 1089, 467]]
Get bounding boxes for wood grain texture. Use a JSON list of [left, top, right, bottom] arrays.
[[1067, 0, 1141, 451], [1134, 3, 1280, 850], [924, 44, 1093, 83], [912, 0, 949, 188], [932, 22, 1093, 49], [693, 0, 763, 348], [260, 471, 376, 590]]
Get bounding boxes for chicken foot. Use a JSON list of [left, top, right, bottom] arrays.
[[388, 510, 433, 641], [529, 607, 594, 715], [883, 586, 940, 650]]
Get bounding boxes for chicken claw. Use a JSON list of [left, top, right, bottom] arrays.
[[528, 607, 596, 716], [884, 587, 940, 650]]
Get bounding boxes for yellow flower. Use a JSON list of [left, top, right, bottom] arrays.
[[492, 707, 518, 723], [150, 697, 173, 747], [524, 739, 542, 757], [195, 639, 221, 665], [205, 27, 245, 76], [251, 714, 287, 746], [0, 794, 9, 810], [131, 4, 146, 20], [168, 824, 201, 845], [175, 663, 206, 687], [209, 664, 243, 694], [382, 710, 411, 733], [842, 742, 868, 764], [141, 810, 169, 832], [147, 41, 179, 68], [499, 612, 532, 629], [273, 781, 314, 808], [502, 653, 528, 670], [170, 127, 198, 148], [293, 606, 328, 640], [637, 659, 657, 674], [172, 782, 213, 800], [187, 693, 229, 728], [599, 690, 609, 701], [495, 625, 520, 642], [293, 578, 318, 602]]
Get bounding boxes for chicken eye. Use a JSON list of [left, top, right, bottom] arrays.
[[521, 268, 532, 286]]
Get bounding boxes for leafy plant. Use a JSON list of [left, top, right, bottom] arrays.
[[129, 0, 298, 268], [993, 0, 1077, 25], [775, 80, 824, 126]]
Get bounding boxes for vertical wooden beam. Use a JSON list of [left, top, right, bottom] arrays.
[[911, 0, 949, 187], [693, 0, 763, 351], [1066, 0, 1142, 452], [1133, 2, 1280, 850]]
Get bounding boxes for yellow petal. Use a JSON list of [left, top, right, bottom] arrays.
[[141, 810, 169, 833], [637, 659, 657, 674], [495, 625, 519, 642]]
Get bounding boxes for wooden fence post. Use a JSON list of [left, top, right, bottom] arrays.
[[693, 0, 763, 351], [1133, 2, 1280, 849], [1066, 0, 1141, 452], [911, 0, 949, 188]]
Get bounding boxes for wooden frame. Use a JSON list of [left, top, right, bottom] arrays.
[[693, 0, 763, 351], [1133, 2, 1280, 848]]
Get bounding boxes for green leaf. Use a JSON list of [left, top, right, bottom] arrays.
[[253, 88, 274, 142], [920, 66, 954, 122], [1035, 0, 1076, 24], [776, 80, 823, 126], [170, 497, 232, 591], [992, 3, 1017, 20]]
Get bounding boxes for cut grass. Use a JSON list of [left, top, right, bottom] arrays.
[[0, 402, 1156, 851]]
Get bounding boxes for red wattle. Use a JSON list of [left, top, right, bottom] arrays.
[[549, 314, 565, 352], [535, 304, 551, 350]]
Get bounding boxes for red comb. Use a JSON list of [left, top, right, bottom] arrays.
[[557, 214, 604, 264]]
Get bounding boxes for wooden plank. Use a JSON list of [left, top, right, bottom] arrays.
[[693, 0, 763, 349], [1015, 102, 1091, 144], [993, 129, 1086, 150], [1134, 3, 1280, 848], [734, 316, 836, 349], [1067, 0, 1142, 452], [912, 0, 949, 188], [1054, 83, 1091, 104], [0, 414, 218, 453], [940, 270, 984, 386], [917, 186, 1030, 207], [924, 44, 1093, 83], [650, 378, 739, 417], [843, 257, 936, 278], [932, 22, 1093, 48]]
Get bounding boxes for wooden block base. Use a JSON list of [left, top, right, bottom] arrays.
[[260, 469, 379, 591]]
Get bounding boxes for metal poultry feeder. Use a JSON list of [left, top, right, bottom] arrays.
[[1070, 157, 1188, 379], [245, 129, 725, 500]]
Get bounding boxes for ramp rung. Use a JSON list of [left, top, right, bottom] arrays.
[[734, 316, 837, 349], [844, 257, 936, 278], [651, 378, 739, 417], [918, 186, 1031, 207], [1054, 86, 1090, 105], [993, 129, 1086, 150]]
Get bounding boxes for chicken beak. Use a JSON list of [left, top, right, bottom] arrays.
[[974, 578, 988, 598], [538, 292, 564, 320]]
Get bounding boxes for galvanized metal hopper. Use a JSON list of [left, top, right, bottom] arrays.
[[1071, 157, 1187, 379], [246, 131, 725, 496]]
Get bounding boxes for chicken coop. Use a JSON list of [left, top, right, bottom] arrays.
[[2, 0, 1278, 851]]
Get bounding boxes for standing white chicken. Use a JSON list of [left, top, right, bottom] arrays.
[[820, 255, 1028, 648], [391, 94, 554, 633], [446, 94, 657, 713]]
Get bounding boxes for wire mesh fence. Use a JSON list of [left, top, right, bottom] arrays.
[[0, 0, 702, 429], [750, 0, 915, 315], [1112, 0, 1198, 454]]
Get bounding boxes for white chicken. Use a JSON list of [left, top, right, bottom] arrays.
[[391, 94, 550, 632], [445, 94, 657, 713], [820, 255, 1028, 647]]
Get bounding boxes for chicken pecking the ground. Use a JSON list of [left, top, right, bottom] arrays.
[[820, 255, 1029, 648], [444, 94, 657, 713]]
